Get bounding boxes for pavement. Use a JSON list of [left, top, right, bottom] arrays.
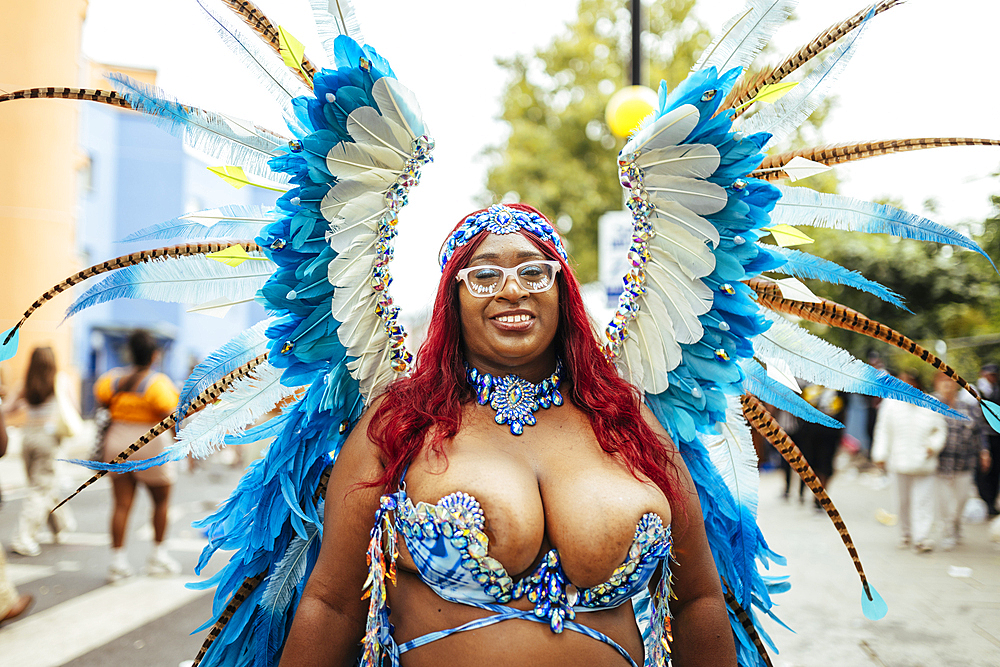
[[0, 428, 998, 666]]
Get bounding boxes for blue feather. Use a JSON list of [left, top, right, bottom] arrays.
[[121, 205, 282, 243], [741, 360, 845, 428], [109, 74, 290, 182], [64, 451, 176, 472], [254, 524, 320, 667], [65, 255, 275, 319], [178, 319, 273, 412], [771, 185, 995, 269], [765, 244, 908, 310], [755, 314, 966, 419], [0, 326, 19, 362]]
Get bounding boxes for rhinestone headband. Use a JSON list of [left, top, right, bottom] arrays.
[[439, 204, 569, 271]]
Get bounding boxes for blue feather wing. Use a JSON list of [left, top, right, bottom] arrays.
[[741, 360, 845, 429]]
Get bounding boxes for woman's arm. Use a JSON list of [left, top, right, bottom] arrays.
[[278, 406, 386, 667], [642, 405, 737, 667]]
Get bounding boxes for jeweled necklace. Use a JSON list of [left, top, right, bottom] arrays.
[[466, 359, 564, 435]]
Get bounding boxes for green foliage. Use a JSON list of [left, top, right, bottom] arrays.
[[485, 0, 706, 281]]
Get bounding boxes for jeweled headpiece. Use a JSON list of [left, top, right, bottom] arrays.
[[439, 204, 569, 270]]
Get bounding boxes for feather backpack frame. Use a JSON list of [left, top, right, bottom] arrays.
[[1, 1, 999, 666]]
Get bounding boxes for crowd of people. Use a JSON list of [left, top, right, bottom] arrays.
[[768, 361, 998, 555], [0, 331, 184, 626]]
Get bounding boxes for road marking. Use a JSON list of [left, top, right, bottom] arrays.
[[6, 563, 56, 586], [0, 576, 208, 667]]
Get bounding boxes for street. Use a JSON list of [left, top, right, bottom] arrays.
[[1, 431, 998, 666]]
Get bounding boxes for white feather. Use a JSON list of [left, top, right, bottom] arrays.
[[615, 332, 646, 390], [622, 105, 700, 156], [325, 141, 404, 179], [636, 144, 721, 179], [173, 362, 298, 459], [648, 224, 716, 280], [196, 0, 310, 131], [347, 107, 411, 156], [739, 11, 872, 148], [695, 0, 797, 73], [650, 201, 720, 248], [66, 254, 276, 317], [645, 258, 710, 344], [372, 77, 427, 140], [326, 195, 386, 252], [705, 396, 760, 532], [327, 233, 376, 286], [332, 281, 376, 321], [319, 172, 393, 220], [310, 0, 365, 54], [645, 174, 729, 216]]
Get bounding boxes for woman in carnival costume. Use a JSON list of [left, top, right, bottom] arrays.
[[3, 1, 1000, 665]]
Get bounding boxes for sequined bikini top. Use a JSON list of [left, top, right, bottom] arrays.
[[393, 487, 672, 630], [363, 472, 676, 667]]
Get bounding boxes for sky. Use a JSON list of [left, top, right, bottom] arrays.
[[79, 0, 1000, 318]]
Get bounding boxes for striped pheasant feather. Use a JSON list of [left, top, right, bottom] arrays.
[[723, 0, 904, 116], [740, 394, 875, 604], [748, 278, 981, 401], [753, 138, 1000, 181], [722, 578, 774, 667], [192, 572, 266, 667], [52, 353, 269, 511], [219, 0, 319, 87], [0, 87, 131, 108], [3, 241, 260, 346]]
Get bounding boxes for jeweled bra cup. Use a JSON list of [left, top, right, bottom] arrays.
[[395, 489, 673, 630]]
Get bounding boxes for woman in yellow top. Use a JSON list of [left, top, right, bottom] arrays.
[[94, 330, 181, 582]]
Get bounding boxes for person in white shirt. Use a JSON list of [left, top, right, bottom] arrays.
[[871, 371, 948, 552]]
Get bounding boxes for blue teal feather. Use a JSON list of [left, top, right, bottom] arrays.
[[767, 245, 908, 309], [0, 326, 19, 363], [771, 185, 995, 268], [741, 360, 844, 429], [64, 255, 275, 319], [178, 320, 273, 413], [756, 314, 966, 419], [121, 205, 281, 243], [254, 524, 320, 667]]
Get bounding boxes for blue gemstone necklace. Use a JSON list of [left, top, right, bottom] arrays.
[[465, 359, 564, 435]]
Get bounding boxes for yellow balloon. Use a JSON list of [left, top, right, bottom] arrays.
[[605, 85, 658, 139]]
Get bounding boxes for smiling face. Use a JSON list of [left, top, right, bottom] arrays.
[[457, 232, 560, 382]]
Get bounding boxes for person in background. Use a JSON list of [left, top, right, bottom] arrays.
[[5, 347, 77, 557], [94, 331, 181, 582], [0, 404, 34, 623], [976, 363, 1000, 516], [934, 372, 988, 550], [795, 384, 845, 509], [871, 371, 948, 553]]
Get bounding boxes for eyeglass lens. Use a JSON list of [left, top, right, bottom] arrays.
[[463, 262, 558, 296]]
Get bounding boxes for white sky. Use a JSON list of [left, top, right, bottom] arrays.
[[80, 0, 1000, 317]]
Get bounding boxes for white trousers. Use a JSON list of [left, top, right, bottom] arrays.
[[936, 471, 973, 543], [897, 473, 936, 545]]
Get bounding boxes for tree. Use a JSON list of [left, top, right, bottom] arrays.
[[486, 0, 706, 281]]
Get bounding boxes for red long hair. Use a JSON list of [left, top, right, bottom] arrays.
[[367, 204, 682, 509]]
